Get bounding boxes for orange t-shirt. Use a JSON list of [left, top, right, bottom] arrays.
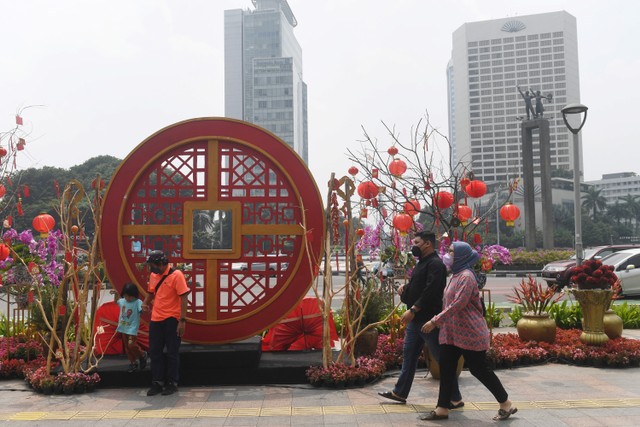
[[148, 265, 190, 322]]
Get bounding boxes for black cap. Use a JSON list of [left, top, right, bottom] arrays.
[[146, 250, 168, 264]]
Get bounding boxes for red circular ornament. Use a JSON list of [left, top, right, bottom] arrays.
[[433, 191, 454, 210], [473, 233, 482, 244], [92, 178, 105, 190], [0, 243, 9, 260], [32, 212, 55, 236], [356, 228, 365, 237], [500, 202, 521, 226], [460, 177, 471, 188], [403, 199, 421, 216], [392, 213, 414, 234], [0, 185, 5, 198], [0, 147, 7, 157], [387, 146, 399, 156], [357, 181, 379, 200], [456, 204, 473, 223], [465, 180, 487, 198], [388, 159, 407, 177], [348, 166, 359, 176]]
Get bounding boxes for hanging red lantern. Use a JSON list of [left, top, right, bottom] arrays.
[[460, 176, 471, 188], [0, 243, 9, 260], [392, 213, 414, 234], [356, 228, 365, 237], [348, 166, 359, 176], [0, 147, 7, 157], [16, 139, 25, 151], [357, 181, 379, 200], [387, 146, 398, 156], [433, 191, 454, 210], [388, 158, 407, 177], [360, 208, 368, 219], [473, 233, 483, 245], [372, 168, 379, 178], [465, 180, 487, 198], [92, 177, 105, 190], [404, 199, 421, 216], [0, 185, 5, 198], [500, 202, 521, 227], [23, 185, 30, 197], [456, 204, 473, 225], [32, 212, 56, 238]]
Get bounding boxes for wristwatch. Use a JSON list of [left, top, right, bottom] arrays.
[[409, 307, 417, 314]]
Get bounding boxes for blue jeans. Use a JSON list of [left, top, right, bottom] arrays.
[[393, 320, 462, 401], [149, 317, 181, 385]]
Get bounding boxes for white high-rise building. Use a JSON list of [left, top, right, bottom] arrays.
[[224, 0, 308, 163], [447, 11, 581, 184]]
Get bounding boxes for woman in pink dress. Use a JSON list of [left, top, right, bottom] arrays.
[[420, 241, 517, 421]]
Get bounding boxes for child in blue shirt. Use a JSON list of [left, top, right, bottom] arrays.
[[116, 283, 148, 373]]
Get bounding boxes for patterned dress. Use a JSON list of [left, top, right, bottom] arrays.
[[431, 269, 489, 351]]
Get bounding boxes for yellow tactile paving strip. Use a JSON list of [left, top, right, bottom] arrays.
[[3, 399, 640, 421]]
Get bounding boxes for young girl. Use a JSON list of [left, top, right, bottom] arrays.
[[117, 283, 148, 373]]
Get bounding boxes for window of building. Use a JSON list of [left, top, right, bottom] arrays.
[[553, 38, 564, 45], [528, 49, 539, 55], [553, 46, 564, 53], [492, 59, 503, 66], [515, 36, 526, 42], [479, 39, 490, 46], [516, 50, 527, 56]]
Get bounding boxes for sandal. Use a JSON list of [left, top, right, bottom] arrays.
[[448, 401, 465, 409], [419, 410, 449, 421], [377, 391, 406, 403], [493, 407, 518, 421]]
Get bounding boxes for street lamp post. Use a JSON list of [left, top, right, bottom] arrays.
[[561, 103, 589, 266]]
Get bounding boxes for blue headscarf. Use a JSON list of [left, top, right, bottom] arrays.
[[451, 241, 481, 280]]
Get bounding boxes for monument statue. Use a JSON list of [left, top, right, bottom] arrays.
[[533, 90, 545, 118], [517, 86, 535, 120]]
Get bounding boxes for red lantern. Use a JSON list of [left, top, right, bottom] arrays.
[[348, 166, 359, 176], [0, 147, 7, 157], [465, 180, 487, 198], [456, 204, 473, 225], [433, 191, 454, 210], [356, 228, 365, 237], [392, 213, 414, 234], [473, 233, 483, 245], [388, 158, 407, 177], [0, 243, 9, 261], [460, 177, 471, 188], [387, 146, 399, 156], [32, 212, 56, 237], [0, 185, 5, 198], [500, 202, 521, 226], [404, 199, 421, 216], [92, 177, 105, 190], [357, 181, 379, 200]]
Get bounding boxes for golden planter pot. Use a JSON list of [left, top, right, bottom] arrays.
[[516, 312, 556, 343], [603, 309, 623, 339], [570, 289, 612, 345], [423, 346, 464, 380]]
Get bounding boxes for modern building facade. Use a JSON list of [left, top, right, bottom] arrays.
[[224, 0, 308, 163], [447, 11, 581, 184], [586, 172, 640, 205]]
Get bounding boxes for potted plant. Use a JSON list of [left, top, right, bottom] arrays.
[[569, 260, 617, 345], [508, 275, 563, 343]]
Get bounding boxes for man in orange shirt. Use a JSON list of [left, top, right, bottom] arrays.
[[142, 251, 189, 396]]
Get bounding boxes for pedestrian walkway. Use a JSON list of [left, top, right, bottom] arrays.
[[1, 329, 640, 426]]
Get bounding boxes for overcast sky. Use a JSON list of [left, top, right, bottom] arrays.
[[2, 0, 638, 191]]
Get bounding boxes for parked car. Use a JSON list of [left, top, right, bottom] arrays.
[[541, 245, 640, 289], [598, 248, 640, 297], [234, 253, 290, 275]]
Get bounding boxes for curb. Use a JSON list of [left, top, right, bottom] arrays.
[[489, 271, 542, 278]]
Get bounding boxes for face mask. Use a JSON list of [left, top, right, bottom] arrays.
[[410, 245, 422, 257], [443, 253, 454, 270]]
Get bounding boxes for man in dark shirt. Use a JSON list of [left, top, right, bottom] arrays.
[[378, 231, 462, 407]]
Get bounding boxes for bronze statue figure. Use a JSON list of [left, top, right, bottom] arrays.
[[517, 86, 535, 120]]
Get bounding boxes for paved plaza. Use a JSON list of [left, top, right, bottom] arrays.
[[1, 329, 639, 426]]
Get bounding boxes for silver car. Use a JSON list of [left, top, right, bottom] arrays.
[[598, 248, 640, 297]]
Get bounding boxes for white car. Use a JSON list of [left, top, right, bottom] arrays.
[[598, 248, 640, 297]]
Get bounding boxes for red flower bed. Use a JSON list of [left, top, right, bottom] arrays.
[[489, 329, 640, 369]]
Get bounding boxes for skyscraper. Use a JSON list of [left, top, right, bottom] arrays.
[[224, 0, 308, 164], [447, 11, 581, 184]]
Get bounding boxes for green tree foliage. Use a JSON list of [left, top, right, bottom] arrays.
[[581, 187, 607, 220], [8, 156, 121, 234]]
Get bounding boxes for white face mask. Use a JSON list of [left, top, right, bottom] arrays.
[[443, 253, 454, 270]]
